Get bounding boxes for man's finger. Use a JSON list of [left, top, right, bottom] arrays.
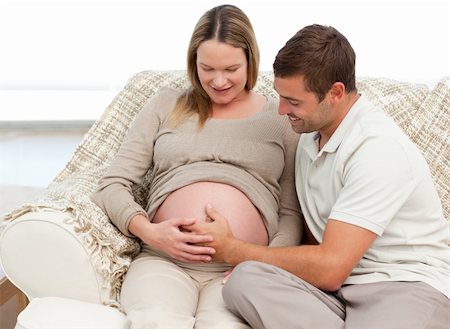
[[205, 203, 223, 221]]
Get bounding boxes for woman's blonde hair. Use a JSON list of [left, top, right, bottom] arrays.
[[169, 4, 260, 127]]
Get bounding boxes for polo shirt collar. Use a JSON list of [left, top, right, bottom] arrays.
[[302, 94, 372, 160], [321, 94, 371, 153]]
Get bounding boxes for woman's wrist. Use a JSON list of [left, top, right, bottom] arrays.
[[128, 213, 153, 240]]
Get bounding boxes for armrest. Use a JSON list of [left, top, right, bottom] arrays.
[[0, 211, 111, 304]]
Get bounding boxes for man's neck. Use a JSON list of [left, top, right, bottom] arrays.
[[318, 92, 360, 150]]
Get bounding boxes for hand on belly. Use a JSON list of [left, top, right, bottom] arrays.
[[153, 182, 268, 245]]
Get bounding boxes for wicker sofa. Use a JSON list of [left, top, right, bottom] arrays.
[[1, 70, 449, 328]]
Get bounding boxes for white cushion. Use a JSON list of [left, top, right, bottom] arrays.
[[15, 297, 129, 329]]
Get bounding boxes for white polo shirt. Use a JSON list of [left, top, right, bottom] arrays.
[[295, 95, 450, 298]]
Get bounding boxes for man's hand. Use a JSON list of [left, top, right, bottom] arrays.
[[185, 204, 237, 262]]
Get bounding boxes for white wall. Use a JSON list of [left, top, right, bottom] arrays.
[[0, 0, 449, 121]]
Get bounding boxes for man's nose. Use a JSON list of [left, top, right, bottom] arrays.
[[278, 99, 289, 115]]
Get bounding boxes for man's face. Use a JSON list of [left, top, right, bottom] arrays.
[[274, 75, 333, 134]]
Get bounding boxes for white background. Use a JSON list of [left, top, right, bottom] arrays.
[[1, 0, 449, 121]]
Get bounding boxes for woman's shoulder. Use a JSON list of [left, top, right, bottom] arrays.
[[257, 95, 297, 138], [258, 94, 281, 118], [153, 86, 186, 101], [265, 95, 279, 109], [141, 87, 186, 115]]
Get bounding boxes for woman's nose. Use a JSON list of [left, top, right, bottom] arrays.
[[212, 72, 226, 87]]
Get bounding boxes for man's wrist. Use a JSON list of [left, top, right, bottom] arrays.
[[223, 238, 246, 265]]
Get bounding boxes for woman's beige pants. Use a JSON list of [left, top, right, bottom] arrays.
[[120, 247, 251, 329]]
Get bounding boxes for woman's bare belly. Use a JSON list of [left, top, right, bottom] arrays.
[[153, 182, 268, 245]]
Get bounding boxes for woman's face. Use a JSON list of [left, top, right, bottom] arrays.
[[196, 39, 248, 105]]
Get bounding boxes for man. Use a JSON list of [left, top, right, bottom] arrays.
[[191, 24, 450, 328]]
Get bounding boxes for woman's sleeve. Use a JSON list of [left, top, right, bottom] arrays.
[[90, 92, 165, 236], [269, 126, 304, 247]]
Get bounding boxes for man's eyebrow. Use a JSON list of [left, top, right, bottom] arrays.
[[273, 84, 298, 101], [279, 95, 300, 102]]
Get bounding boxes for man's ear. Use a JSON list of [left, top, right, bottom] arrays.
[[328, 82, 345, 103]]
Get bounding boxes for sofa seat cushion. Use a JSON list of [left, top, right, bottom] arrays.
[[15, 297, 128, 329]]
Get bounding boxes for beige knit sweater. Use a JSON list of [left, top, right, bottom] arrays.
[[91, 87, 303, 246]]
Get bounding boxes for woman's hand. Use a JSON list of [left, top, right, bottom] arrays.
[[129, 214, 215, 263]]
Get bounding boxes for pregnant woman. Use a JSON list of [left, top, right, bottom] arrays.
[[91, 4, 302, 329]]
